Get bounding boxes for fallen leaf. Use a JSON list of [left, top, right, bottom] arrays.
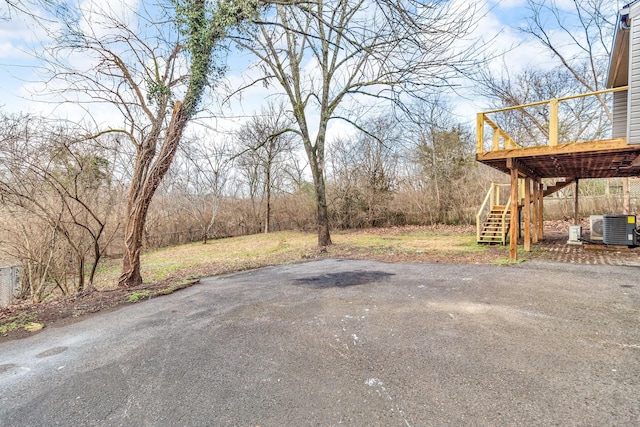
[[24, 322, 44, 332]]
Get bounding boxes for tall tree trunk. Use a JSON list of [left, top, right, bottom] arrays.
[[310, 161, 331, 247], [303, 131, 332, 247], [265, 163, 271, 233], [316, 177, 331, 247], [76, 255, 85, 293], [119, 195, 148, 287], [119, 102, 187, 287], [87, 224, 104, 289]]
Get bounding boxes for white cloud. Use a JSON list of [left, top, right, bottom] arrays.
[[0, 42, 30, 60], [0, 6, 52, 61]]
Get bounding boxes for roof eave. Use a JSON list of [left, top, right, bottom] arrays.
[[607, 9, 631, 88]]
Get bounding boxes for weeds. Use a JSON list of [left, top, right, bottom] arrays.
[[493, 257, 527, 265], [127, 290, 151, 303], [0, 313, 37, 336]]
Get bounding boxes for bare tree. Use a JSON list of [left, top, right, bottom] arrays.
[[328, 114, 402, 228], [1, 208, 59, 303], [1, 0, 60, 20], [178, 136, 233, 243], [236, 102, 297, 233], [41, 0, 259, 287], [235, 146, 265, 232], [520, 0, 615, 98], [233, 0, 480, 247], [0, 113, 123, 299]]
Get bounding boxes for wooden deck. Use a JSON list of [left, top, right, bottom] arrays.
[[477, 137, 640, 179], [475, 87, 638, 261], [476, 87, 635, 179]]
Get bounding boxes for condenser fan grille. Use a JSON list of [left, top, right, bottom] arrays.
[[589, 215, 603, 241], [602, 215, 637, 246]]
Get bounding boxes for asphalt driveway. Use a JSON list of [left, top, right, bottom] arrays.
[[1, 259, 639, 426]]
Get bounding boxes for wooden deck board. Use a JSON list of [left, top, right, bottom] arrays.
[[476, 138, 640, 179]]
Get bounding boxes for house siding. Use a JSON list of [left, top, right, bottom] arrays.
[[613, 90, 628, 138], [629, 5, 640, 144]]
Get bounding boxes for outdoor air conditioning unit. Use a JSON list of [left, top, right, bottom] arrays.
[[567, 225, 582, 245], [602, 214, 638, 246], [589, 215, 604, 241]]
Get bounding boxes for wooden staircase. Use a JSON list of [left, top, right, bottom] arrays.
[[544, 178, 575, 197], [478, 205, 510, 244]]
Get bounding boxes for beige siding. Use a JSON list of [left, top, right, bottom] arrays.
[[629, 6, 640, 144], [613, 90, 628, 138]]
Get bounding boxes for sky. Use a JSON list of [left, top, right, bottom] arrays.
[[0, 0, 627, 138]]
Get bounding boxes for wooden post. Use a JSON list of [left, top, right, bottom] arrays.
[[538, 181, 544, 240], [476, 113, 484, 154], [573, 178, 579, 225], [549, 99, 559, 146], [510, 167, 519, 261], [524, 177, 531, 252], [492, 128, 500, 151], [532, 179, 540, 244]]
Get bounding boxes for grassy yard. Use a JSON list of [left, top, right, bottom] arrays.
[[1, 226, 514, 339], [93, 226, 502, 291]]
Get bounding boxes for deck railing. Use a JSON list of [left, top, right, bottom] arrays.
[[476, 86, 629, 154]]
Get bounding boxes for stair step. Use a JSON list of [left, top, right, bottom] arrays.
[[479, 205, 511, 244]]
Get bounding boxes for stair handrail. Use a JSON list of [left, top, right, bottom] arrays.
[[476, 183, 495, 241], [477, 183, 512, 242], [501, 194, 512, 243]]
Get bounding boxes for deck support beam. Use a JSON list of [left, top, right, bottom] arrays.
[[537, 181, 544, 240], [524, 177, 531, 252], [506, 158, 542, 261], [573, 179, 580, 225], [532, 179, 538, 244], [509, 165, 519, 261]]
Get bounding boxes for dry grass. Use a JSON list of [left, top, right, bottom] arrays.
[[92, 226, 496, 290], [93, 231, 318, 289], [0, 226, 513, 340]]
